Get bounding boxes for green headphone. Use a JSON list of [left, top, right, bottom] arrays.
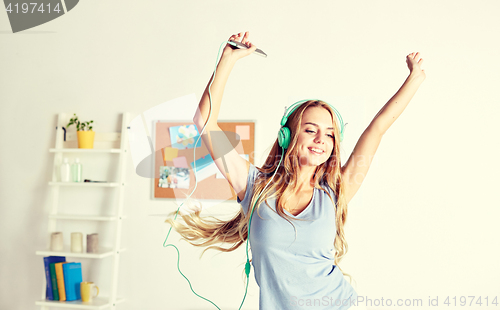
[[278, 99, 346, 150]]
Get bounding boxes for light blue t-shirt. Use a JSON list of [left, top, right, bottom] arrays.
[[237, 163, 358, 310]]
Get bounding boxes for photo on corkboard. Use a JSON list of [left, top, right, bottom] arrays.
[[158, 166, 190, 189]]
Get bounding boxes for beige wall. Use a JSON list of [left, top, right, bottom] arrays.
[[1, 0, 499, 309]]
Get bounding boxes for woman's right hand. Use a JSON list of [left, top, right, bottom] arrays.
[[222, 31, 257, 61]]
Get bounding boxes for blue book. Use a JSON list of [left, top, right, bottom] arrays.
[[43, 256, 66, 300], [62, 262, 82, 301]]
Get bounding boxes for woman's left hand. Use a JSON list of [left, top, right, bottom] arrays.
[[406, 52, 426, 79]]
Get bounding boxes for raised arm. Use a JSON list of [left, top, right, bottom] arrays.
[[341, 52, 426, 204], [193, 53, 236, 130], [192, 32, 257, 201], [370, 52, 426, 135], [193, 32, 257, 129]]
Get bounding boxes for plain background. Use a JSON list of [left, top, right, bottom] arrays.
[[1, 0, 499, 309]]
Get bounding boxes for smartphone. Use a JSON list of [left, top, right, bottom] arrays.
[[228, 40, 267, 58]]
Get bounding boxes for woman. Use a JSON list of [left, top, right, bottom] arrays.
[[166, 31, 426, 309]]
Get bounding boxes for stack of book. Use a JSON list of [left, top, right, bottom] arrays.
[[43, 256, 83, 301]]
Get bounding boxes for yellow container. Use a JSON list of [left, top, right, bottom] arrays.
[[77, 131, 95, 149], [80, 282, 99, 302]]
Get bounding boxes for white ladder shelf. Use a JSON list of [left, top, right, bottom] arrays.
[[35, 112, 131, 310]]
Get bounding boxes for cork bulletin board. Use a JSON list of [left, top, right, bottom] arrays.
[[152, 121, 255, 201]]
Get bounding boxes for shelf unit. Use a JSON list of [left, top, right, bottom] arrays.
[[36, 112, 131, 310]]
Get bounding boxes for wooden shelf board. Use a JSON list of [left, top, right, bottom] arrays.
[[48, 182, 121, 187], [35, 247, 126, 259], [49, 148, 124, 153], [48, 214, 124, 221], [35, 297, 125, 309]]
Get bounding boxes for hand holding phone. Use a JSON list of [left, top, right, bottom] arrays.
[[222, 32, 267, 60], [228, 40, 267, 58]]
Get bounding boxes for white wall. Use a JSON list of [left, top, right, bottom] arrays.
[[1, 0, 499, 309]]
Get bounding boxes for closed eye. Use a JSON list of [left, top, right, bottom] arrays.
[[306, 130, 334, 138]]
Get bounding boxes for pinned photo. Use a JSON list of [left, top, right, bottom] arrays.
[[169, 125, 201, 149], [159, 166, 190, 189]]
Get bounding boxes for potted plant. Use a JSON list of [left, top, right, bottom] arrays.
[[66, 114, 95, 149]]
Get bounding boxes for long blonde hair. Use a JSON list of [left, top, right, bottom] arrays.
[[165, 100, 353, 283]]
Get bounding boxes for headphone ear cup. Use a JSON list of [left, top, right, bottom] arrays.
[[278, 126, 291, 149]]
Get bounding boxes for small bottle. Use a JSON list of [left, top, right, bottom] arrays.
[[71, 158, 82, 182], [60, 158, 71, 182]]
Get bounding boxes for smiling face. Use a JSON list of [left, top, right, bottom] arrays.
[[296, 106, 335, 167]]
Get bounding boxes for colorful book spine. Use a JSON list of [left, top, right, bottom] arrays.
[[43, 256, 65, 300], [49, 263, 59, 300], [54, 262, 68, 301], [63, 262, 83, 301]]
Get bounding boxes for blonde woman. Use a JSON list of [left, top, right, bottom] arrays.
[[166, 31, 426, 309]]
